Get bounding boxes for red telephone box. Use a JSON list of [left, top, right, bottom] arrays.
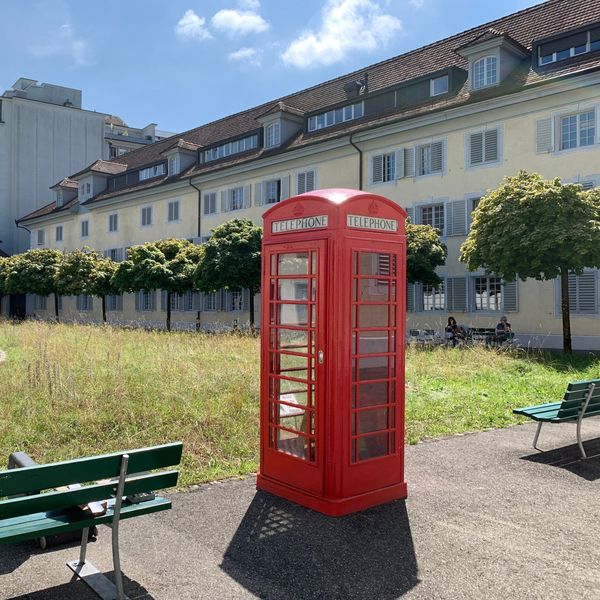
[[257, 189, 407, 516]]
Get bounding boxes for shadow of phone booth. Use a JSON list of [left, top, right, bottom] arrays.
[[258, 188, 407, 516]]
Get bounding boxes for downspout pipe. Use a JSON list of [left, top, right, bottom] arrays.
[[349, 133, 363, 190], [189, 179, 202, 238]]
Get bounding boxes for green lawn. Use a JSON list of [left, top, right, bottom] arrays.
[[0, 320, 597, 486]]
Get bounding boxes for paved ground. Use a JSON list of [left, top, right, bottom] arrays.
[[2, 420, 600, 600]]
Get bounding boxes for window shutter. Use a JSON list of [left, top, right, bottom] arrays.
[[149, 291, 156, 312], [224, 291, 232, 312], [447, 277, 467, 312], [371, 154, 383, 184], [571, 272, 598, 313], [243, 185, 252, 208], [536, 118, 554, 153], [502, 280, 518, 312], [135, 292, 140, 312], [405, 206, 414, 223], [446, 199, 466, 236], [221, 191, 228, 213], [431, 141, 443, 172], [243, 288, 251, 312], [395, 149, 405, 179], [469, 132, 484, 165], [217, 289, 224, 311], [406, 283, 415, 312], [254, 182, 264, 206], [484, 129, 498, 162], [117, 248, 124, 262], [404, 147, 415, 177], [161, 291, 167, 311], [281, 175, 290, 200], [297, 172, 306, 194], [306, 169, 315, 192], [193, 293, 202, 311]]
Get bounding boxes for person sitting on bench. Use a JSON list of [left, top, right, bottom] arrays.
[[495, 316, 513, 344], [445, 316, 464, 347]]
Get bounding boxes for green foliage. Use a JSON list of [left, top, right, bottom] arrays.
[[196, 218, 262, 294], [5, 249, 63, 297], [55, 248, 118, 298], [0, 256, 12, 296], [460, 171, 600, 280], [406, 222, 447, 285]]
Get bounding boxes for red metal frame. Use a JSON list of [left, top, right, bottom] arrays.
[[258, 189, 407, 516]]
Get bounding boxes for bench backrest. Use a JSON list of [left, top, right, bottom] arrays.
[[0, 442, 183, 521], [557, 379, 600, 419]]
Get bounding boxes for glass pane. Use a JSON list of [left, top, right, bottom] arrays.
[[354, 304, 393, 328], [353, 381, 390, 408], [275, 428, 307, 459], [357, 408, 389, 434], [278, 253, 309, 275], [278, 353, 309, 379], [353, 355, 393, 381], [278, 303, 308, 326], [277, 329, 310, 353], [353, 330, 394, 355], [358, 433, 389, 460], [277, 404, 308, 432], [354, 278, 390, 302], [271, 378, 309, 406], [278, 279, 308, 301], [278, 378, 309, 394], [358, 252, 392, 275]]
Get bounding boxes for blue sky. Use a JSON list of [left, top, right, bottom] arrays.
[[1, 0, 540, 134]]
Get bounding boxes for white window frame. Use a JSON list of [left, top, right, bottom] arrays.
[[141, 205, 153, 227], [204, 291, 217, 311], [203, 134, 258, 162], [108, 213, 119, 233], [230, 290, 243, 312], [422, 282, 446, 311], [430, 75, 449, 96], [139, 163, 166, 181], [167, 199, 180, 223], [416, 140, 444, 177], [229, 187, 244, 211], [558, 110, 596, 151], [264, 179, 282, 204], [472, 55, 498, 90], [265, 122, 281, 148], [473, 276, 503, 312], [538, 30, 599, 66], [138, 291, 154, 312], [81, 220, 89, 238], [55, 225, 63, 242], [107, 294, 122, 312], [419, 203, 445, 234], [36, 229, 45, 246], [204, 192, 217, 215], [307, 101, 364, 132], [168, 155, 180, 176]]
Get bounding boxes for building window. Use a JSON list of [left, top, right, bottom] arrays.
[[168, 200, 180, 222], [81, 220, 89, 238], [108, 213, 118, 232], [76, 295, 93, 312], [36, 229, 45, 246], [468, 128, 500, 166], [265, 179, 282, 204], [430, 75, 449, 96], [474, 276, 503, 311], [423, 282, 445, 310], [420, 204, 445, 233], [558, 271, 599, 314], [55, 225, 63, 242], [417, 141, 444, 176], [204, 291, 217, 311], [372, 152, 396, 183], [136, 291, 155, 312], [169, 155, 179, 175], [538, 29, 600, 66], [559, 110, 595, 150], [230, 187, 244, 211], [34, 295, 47, 311], [297, 169, 316, 194], [141, 206, 153, 227], [86, 183, 91, 194], [107, 294, 123, 312], [104, 248, 124, 262], [139, 163, 166, 181], [307, 102, 364, 132], [265, 123, 280, 147], [204, 192, 217, 215], [203, 134, 259, 162], [230, 290, 243, 311], [472, 56, 497, 89]]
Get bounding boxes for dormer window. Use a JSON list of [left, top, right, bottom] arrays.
[[472, 56, 497, 89], [265, 123, 280, 148], [169, 155, 180, 176], [430, 75, 449, 96], [56, 189, 64, 208], [538, 28, 600, 66], [307, 102, 364, 132], [139, 163, 166, 181]]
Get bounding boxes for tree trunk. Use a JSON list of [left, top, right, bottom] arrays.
[[249, 289, 255, 330], [560, 267, 572, 354], [102, 295, 107, 324], [166, 291, 172, 332], [54, 294, 60, 323]]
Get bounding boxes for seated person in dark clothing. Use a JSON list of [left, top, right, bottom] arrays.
[[445, 316, 463, 346], [495, 316, 513, 343]]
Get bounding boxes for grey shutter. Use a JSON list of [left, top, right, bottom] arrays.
[[254, 182, 264, 206], [306, 169, 315, 192], [281, 175, 290, 201], [395, 149, 405, 179], [243, 288, 250, 311], [221, 191, 228, 213], [371, 154, 383, 184], [297, 172, 306, 194], [406, 283, 415, 312], [536, 118, 553, 153], [116, 295, 123, 311], [405, 206, 414, 223], [484, 129, 498, 162], [447, 277, 467, 312], [135, 292, 141, 312], [243, 185, 252, 209], [572, 272, 598, 313], [161, 290, 167, 311], [431, 141, 443, 173], [203, 194, 211, 214], [116, 248, 124, 262], [502, 280, 518, 312], [224, 291, 232, 312], [193, 292, 202, 311], [404, 147, 415, 177], [469, 132, 484, 165], [217, 289, 224, 311], [447, 200, 466, 236], [149, 291, 156, 312]]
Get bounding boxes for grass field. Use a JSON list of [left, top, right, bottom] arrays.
[[0, 320, 598, 487]]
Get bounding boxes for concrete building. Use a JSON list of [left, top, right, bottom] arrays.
[[0, 78, 175, 256], [16, 0, 600, 349]]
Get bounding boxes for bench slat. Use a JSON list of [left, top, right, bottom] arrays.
[[566, 378, 600, 393], [0, 496, 171, 545], [0, 442, 183, 497], [0, 470, 178, 521]]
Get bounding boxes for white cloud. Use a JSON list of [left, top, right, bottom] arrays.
[[281, 0, 402, 69], [211, 2, 269, 36], [228, 47, 263, 67], [28, 20, 93, 66], [175, 9, 212, 41]]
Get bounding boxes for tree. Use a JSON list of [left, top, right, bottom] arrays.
[[460, 171, 600, 353], [5, 249, 64, 321], [195, 218, 262, 328], [113, 238, 202, 331], [55, 248, 119, 323], [406, 222, 448, 285]]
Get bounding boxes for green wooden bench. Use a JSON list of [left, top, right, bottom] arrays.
[[513, 379, 600, 458], [0, 442, 183, 600]]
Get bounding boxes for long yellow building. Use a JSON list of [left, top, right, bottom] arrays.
[[14, 0, 600, 350]]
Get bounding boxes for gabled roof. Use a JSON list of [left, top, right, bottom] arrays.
[[50, 177, 79, 190], [70, 160, 128, 179], [455, 27, 530, 55], [159, 139, 202, 155], [17, 197, 79, 223], [257, 101, 305, 119]]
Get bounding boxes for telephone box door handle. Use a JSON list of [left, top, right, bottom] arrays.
[[318, 350, 324, 364]]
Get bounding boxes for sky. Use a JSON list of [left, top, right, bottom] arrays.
[[1, 0, 542, 134]]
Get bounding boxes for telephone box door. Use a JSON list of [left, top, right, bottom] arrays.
[[260, 240, 326, 496]]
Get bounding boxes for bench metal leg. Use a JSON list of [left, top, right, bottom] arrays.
[[576, 383, 595, 460], [533, 421, 543, 451]]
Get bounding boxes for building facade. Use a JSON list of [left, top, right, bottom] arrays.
[[16, 0, 600, 349]]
